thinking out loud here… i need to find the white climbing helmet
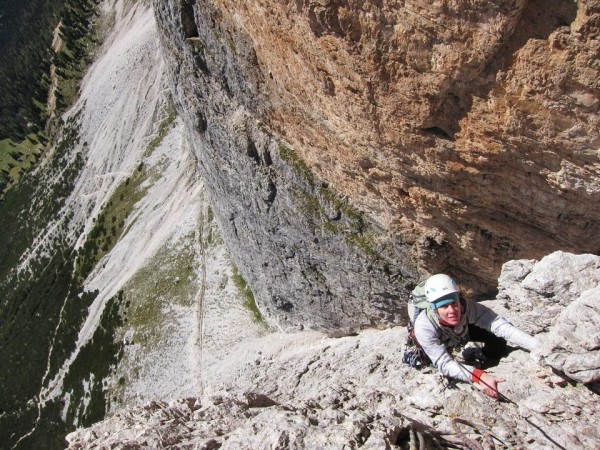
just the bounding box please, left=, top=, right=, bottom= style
left=424, top=274, right=459, bottom=309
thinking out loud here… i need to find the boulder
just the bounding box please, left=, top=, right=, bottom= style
left=534, top=286, right=600, bottom=384
left=498, top=251, right=600, bottom=384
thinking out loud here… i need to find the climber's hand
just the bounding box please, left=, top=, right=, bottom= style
left=479, top=372, right=505, bottom=399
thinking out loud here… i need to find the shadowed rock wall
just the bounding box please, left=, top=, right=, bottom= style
left=153, top=0, right=599, bottom=330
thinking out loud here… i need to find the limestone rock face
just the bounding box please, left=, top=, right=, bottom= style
left=65, top=393, right=413, bottom=449
left=537, top=287, right=600, bottom=384
left=67, top=251, right=600, bottom=449
left=153, top=0, right=600, bottom=329
left=65, top=337, right=600, bottom=450
left=498, top=251, right=600, bottom=384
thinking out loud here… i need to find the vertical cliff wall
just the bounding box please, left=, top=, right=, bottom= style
left=154, top=0, right=599, bottom=330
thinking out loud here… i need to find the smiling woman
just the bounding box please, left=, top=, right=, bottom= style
left=413, top=274, right=539, bottom=399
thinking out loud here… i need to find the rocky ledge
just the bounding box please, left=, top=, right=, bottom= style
left=66, top=252, right=600, bottom=449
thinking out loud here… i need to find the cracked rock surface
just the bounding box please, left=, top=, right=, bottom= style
left=67, top=252, right=599, bottom=449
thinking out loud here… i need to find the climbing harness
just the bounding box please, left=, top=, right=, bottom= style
left=402, top=326, right=431, bottom=369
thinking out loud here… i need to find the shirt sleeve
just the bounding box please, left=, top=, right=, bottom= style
left=465, top=299, right=539, bottom=351
left=414, top=313, right=476, bottom=383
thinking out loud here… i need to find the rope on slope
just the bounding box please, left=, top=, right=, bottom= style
left=437, top=417, right=515, bottom=450
left=404, top=418, right=515, bottom=449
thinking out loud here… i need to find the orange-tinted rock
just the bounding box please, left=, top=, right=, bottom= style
left=155, top=0, right=599, bottom=328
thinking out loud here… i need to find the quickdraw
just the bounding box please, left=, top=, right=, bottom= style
left=402, top=326, right=432, bottom=369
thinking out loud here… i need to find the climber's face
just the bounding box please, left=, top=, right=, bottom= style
left=437, top=300, right=461, bottom=326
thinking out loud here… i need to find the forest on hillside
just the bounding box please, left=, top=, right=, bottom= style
left=0, top=0, right=63, bottom=140
left=0, top=0, right=100, bottom=193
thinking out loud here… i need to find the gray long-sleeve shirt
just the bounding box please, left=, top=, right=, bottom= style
left=413, top=298, right=538, bottom=382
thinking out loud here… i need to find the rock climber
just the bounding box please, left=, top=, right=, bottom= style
left=413, top=274, right=538, bottom=399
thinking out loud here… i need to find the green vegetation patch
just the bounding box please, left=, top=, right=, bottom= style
left=47, top=0, right=102, bottom=124
left=346, top=232, right=382, bottom=260
left=0, top=135, right=45, bottom=191
left=61, top=290, right=126, bottom=429
left=278, top=143, right=316, bottom=189
left=147, top=105, right=178, bottom=156
left=104, top=230, right=199, bottom=406
left=232, top=266, right=264, bottom=324
left=74, top=163, right=148, bottom=282
left=0, top=0, right=63, bottom=140
left=64, top=96, right=182, bottom=424
left=116, top=230, right=198, bottom=342
left=0, top=113, right=104, bottom=449
left=0, top=116, right=84, bottom=284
